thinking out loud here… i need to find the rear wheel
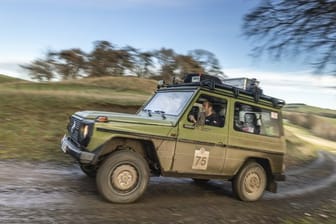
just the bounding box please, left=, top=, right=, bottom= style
left=232, top=161, right=266, bottom=202
left=96, top=150, right=149, bottom=204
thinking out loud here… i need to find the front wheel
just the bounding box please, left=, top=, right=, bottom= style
left=232, top=161, right=266, bottom=202
left=96, top=150, right=149, bottom=204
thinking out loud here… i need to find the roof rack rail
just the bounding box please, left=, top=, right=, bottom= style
left=158, top=73, right=285, bottom=108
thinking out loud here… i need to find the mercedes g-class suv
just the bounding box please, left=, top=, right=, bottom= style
left=61, top=74, right=286, bottom=203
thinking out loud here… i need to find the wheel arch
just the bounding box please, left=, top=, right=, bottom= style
left=97, top=137, right=161, bottom=174
left=236, top=157, right=275, bottom=192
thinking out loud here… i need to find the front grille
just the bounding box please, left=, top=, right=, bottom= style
left=67, top=115, right=94, bottom=147
left=68, top=116, right=82, bottom=144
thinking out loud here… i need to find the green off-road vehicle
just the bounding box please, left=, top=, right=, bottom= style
left=61, top=74, right=286, bottom=203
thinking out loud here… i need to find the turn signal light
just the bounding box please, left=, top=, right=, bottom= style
left=95, top=116, right=109, bottom=122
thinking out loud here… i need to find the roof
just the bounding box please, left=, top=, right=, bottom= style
left=158, top=76, right=285, bottom=109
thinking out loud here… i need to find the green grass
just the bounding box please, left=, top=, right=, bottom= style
left=0, top=74, right=25, bottom=83
left=0, top=75, right=156, bottom=161
left=283, top=110, right=336, bottom=142
left=319, top=115, right=336, bottom=125
left=284, top=124, right=318, bottom=166
left=1, top=76, right=157, bottom=96
left=284, top=103, right=336, bottom=118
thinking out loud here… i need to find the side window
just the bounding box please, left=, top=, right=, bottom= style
left=234, top=102, right=281, bottom=137
left=188, top=94, right=227, bottom=128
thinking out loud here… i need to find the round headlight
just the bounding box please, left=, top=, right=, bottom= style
left=82, top=125, right=89, bottom=139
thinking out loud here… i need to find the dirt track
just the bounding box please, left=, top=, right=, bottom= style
left=0, top=151, right=335, bottom=224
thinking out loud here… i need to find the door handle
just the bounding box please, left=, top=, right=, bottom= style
left=217, top=142, right=226, bottom=146
left=183, top=124, right=195, bottom=129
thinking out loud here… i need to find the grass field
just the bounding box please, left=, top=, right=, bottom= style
left=0, top=74, right=23, bottom=83
left=0, top=75, right=156, bottom=161
left=283, top=125, right=316, bottom=166
left=284, top=103, right=336, bottom=118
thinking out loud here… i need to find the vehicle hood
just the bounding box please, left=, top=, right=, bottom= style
left=74, top=111, right=175, bottom=126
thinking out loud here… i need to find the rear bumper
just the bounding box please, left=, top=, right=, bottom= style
left=61, top=135, right=95, bottom=164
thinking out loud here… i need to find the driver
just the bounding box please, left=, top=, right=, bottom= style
left=189, top=100, right=221, bottom=127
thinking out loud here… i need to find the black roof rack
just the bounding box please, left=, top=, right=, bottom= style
left=183, top=73, right=222, bottom=84
left=162, top=74, right=285, bottom=109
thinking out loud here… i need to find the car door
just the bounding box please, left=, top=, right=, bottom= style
left=172, top=92, right=229, bottom=175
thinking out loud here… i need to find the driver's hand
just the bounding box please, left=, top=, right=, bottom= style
left=188, top=115, right=196, bottom=123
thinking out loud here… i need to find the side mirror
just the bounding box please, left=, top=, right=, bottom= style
left=157, top=80, right=165, bottom=89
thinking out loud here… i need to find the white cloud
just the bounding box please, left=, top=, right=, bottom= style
left=224, top=68, right=336, bottom=109
left=225, top=68, right=336, bottom=89
left=0, top=62, right=31, bottom=80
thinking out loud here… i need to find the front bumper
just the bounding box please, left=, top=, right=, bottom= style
left=61, top=135, right=95, bottom=164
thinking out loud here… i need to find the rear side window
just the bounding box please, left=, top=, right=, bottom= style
left=234, top=102, right=281, bottom=137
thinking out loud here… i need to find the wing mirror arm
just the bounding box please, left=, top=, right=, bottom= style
left=184, top=112, right=205, bottom=129
left=196, top=112, right=206, bottom=127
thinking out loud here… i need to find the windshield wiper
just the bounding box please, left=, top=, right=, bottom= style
left=154, top=110, right=166, bottom=119
left=143, top=109, right=152, bottom=117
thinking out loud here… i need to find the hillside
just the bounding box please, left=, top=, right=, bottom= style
left=0, top=76, right=157, bottom=161
left=0, top=74, right=26, bottom=83
left=284, top=103, right=336, bottom=118
left=283, top=103, right=336, bottom=142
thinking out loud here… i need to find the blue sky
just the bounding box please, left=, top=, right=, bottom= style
left=0, top=0, right=335, bottom=109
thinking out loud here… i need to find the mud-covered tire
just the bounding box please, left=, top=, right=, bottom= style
left=96, top=150, right=149, bottom=204
left=232, top=161, right=266, bottom=202
left=80, top=164, right=97, bottom=178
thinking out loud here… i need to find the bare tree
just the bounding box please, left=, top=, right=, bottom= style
left=175, top=55, right=204, bottom=78
left=132, top=51, right=154, bottom=78
left=51, top=49, right=87, bottom=80
left=88, top=41, right=135, bottom=77
left=21, top=40, right=226, bottom=81
left=243, top=0, right=336, bottom=74
left=87, top=41, right=114, bottom=77
left=189, top=49, right=224, bottom=77
left=20, top=52, right=56, bottom=81
left=122, top=45, right=138, bottom=76
left=117, top=46, right=136, bottom=76
left=154, top=48, right=177, bottom=81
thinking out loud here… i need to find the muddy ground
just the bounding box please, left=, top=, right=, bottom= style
left=0, top=151, right=335, bottom=224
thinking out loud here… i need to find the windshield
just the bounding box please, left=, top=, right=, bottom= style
left=143, top=91, right=194, bottom=116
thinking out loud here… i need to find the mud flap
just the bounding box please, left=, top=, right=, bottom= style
left=266, top=180, right=277, bottom=193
